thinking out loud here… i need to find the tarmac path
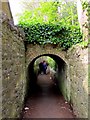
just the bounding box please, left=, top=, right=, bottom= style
left=21, top=74, right=76, bottom=118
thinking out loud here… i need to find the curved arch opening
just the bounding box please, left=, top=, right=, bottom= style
left=25, top=54, right=70, bottom=102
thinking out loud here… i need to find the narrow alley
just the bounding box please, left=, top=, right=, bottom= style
left=21, top=74, right=75, bottom=118
left=2, top=0, right=89, bottom=118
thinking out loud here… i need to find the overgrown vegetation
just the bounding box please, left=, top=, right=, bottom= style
left=18, top=0, right=82, bottom=50
left=82, top=1, right=89, bottom=10
left=34, top=56, right=56, bottom=74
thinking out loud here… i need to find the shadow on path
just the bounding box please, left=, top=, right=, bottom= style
left=21, top=74, right=76, bottom=118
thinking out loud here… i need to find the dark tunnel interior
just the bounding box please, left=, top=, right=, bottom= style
left=25, top=54, right=66, bottom=101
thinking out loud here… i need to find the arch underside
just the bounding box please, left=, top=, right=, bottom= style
left=26, top=44, right=67, bottom=67
left=26, top=51, right=70, bottom=102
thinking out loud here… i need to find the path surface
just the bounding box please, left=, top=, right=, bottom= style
left=21, top=74, right=75, bottom=118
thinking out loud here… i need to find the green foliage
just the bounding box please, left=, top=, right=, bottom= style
left=46, top=57, right=56, bottom=70
left=87, top=2, right=90, bottom=28
left=19, top=1, right=59, bottom=25
left=34, top=56, right=56, bottom=72
left=82, top=1, right=88, bottom=10
left=18, top=1, right=82, bottom=50
left=78, top=41, right=88, bottom=48
left=19, top=23, right=82, bottom=50
left=19, top=1, right=78, bottom=25
left=58, top=1, right=78, bottom=25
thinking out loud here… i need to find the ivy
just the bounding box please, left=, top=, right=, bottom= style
left=19, top=23, right=82, bottom=50
left=82, top=1, right=88, bottom=10
left=78, top=41, right=88, bottom=48
left=18, top=1, right=82, bottom=50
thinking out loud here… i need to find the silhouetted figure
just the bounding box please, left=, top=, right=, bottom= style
left=39, top=60, right=48, bottom=74
left=42, top=60, right=48, bottom=74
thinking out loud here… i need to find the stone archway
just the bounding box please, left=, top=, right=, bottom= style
left=26, top=44, right=68, bottom=67
left=25, top=44, right=70, bottom=102
left=25, top=44, right=88, bottom=118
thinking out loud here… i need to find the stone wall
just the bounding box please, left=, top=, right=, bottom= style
left=26, top=43, right=88, bottom=118
left=2, top=14, right=26, bottom=118
left=26, top=44, right=71, bottom=103
left=1, top=21, right=88, bottom=118
left=2, top=1, right=13, bottom=20
left=1, top=7, right=88, bottom=118
left=26, top=44, right=67, bottom=67
left=57, top=63, right=71, bottom=102
left=67, top=45, right=88, bottom=118
left=0, top=1, right=2, bottom=118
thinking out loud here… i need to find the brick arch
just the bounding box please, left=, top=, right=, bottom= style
left=26, top=44, right=68, bottom=67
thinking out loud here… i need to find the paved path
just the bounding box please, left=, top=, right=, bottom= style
left=21, top=74, right=76, bottom=118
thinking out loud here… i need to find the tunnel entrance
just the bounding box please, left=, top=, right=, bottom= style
left=20, top=54, right=75, bottom=118
left=26, top=54, right=67, bottom=98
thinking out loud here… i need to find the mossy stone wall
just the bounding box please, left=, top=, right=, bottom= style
left=2, top=14, right=26, bottom=118
left=67, top=45, right=88, bottom=118
left=26, top=44, right=88, bottom=118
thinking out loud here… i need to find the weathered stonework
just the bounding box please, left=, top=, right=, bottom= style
left=26, top=44, right=67, bottom=67
left=25, top=44, right=71, bottom=102
left=1, top=3, right=88, bottom=118
left=67, top=45, right=88, bottom=118
left=1, top=1, right=13, bottom=20
left=0, top=2, right=2, bottom=118
left=26, top=43, right=88, bottom=118
left=57, top=63, right=71, bottom=102
left=2, top=14, right=26, bottom=118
